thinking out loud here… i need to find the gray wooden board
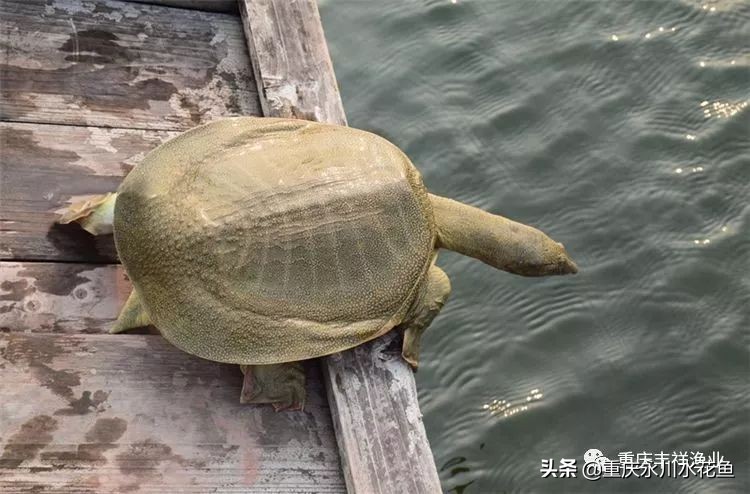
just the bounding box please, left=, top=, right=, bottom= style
left=239, top=0, right=347, bottom=125
left=0, top=0, right=260, bottom=131
left=0, top=332, right=346, bottom=493
left=0, top=261, right=130, bottom=334
left=0, top=122, right=179, bottom=263
left=239, top=1, right=443, bottom=492
left=0, top=1, right=347, bottom=493
left=325, top=333, right=444, bottom=493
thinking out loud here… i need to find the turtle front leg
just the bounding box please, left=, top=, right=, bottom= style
left=402, top=264, right=451, bottom=370
left=240, top=362, right=306, bottom=412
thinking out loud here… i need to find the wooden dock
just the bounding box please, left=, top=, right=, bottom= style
left=0, top=1, right=441, bottom=492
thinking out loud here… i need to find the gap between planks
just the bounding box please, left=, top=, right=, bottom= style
left=123, top=0, right=239, bottom=14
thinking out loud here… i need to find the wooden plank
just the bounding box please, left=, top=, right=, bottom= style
left=0, top=122, right=176, bottom=262
left=0, top=0, right=260, bottom=130
left=124, top=0, right=238, bottom=14
left=324, top=333, right=444, bottom=493
left=0, top=262, right=130, bottom=334
left=0, top=2, right=346, bottom=493
left=0, top=332, right=346, bottom=493
left=239, top=2, right=442, bottom=492
left=238, top=0, right=347, bottom=125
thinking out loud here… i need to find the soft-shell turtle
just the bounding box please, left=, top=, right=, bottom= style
left=59, top=117, right=577, bottom=410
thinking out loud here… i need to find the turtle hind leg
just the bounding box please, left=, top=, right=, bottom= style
left=111, top=289, right=151, bottom=334
left=240, top=362, right=306, bottom=412
left=402, top=264, right=451, bottom=370
left=57, top=192, right=117, bottom=235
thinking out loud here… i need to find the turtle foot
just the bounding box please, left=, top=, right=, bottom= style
left=401, top=352, right=420, bottom=371
left=400, top=265, right=451, bottom=373
left=57, top=192, right=117, bottom=235
left=240, top=363, right=306, bottom=412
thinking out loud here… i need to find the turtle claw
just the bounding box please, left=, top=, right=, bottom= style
left=272, top=395, right=305, bottom=413
left=402, top=353, right=419, bottom=371
left=400, top=339, right=420, bottom=370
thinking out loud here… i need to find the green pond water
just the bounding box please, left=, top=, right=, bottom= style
left=320, top=1, right=749, bottom=492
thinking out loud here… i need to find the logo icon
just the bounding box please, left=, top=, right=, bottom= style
left=582, top=448, right=611, bottom=480
left=584, top=448, right=610, bottom=467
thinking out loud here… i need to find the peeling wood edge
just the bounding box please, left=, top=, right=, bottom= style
left=237, top=2, right=271, bottom=117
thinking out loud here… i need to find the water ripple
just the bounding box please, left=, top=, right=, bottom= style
left=321, top=0, right=749, bottom=491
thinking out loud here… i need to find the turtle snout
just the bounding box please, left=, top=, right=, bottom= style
left=561, top=257, right=579, bottom=275
left=556, top=243, right=578, bottom=275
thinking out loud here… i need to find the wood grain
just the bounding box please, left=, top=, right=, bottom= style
left=240, top=1, right=442, bottom=492
left=0, top=261, right=130, bottom=334
left=0, top=0, right=260, bottom=130
left=239, top=0, right=347, bottom=125
left=324, top=332, right=443, bottom=493
left=0, top=332, right=345, bottom=493
left=0, top=122, right=177, bottom=262
left=0, top=2, right=349, bottom=493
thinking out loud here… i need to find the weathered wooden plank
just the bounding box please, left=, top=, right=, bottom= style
left=0, top=0, right=260, bottom=130
left=239, top=2, right=442, bottom=492
left=0, top=262, right=130, bottom=334
left=125, top=0, right=238, bottom=14
left=0, top=332, right=346, bottom=493
left=238, top=0, right=347, bottom=125
left=325, top=332, right=443, bottom=493
left=0, top=122, right=176, bottom=262
left=1, top=2, right=347, bottom=493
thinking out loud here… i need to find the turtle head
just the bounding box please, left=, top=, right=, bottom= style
left=430, top=194, right=578, bottom=277
left=505, top=235, right=578, bottom=277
